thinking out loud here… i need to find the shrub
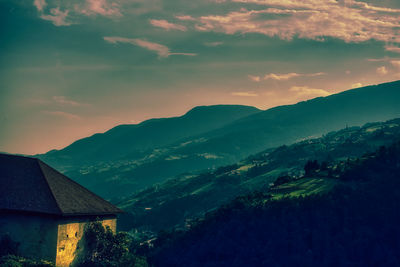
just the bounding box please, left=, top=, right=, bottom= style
left=0, top=255, right=54, bottom=267
left=74, top=221, right=148, bottom=267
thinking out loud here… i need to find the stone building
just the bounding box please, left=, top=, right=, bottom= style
left=0, top=153, right=123, bottom=266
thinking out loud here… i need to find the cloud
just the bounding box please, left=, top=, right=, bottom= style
left=248, top=75, right=261, bottom=82
left=35, top=0, right=122, bottom=26
left=40, top=7, right=71, bottom=26
left=263, top=72, right=324, bottom=81
left=104, top=36, right=197, bottom=58
left=367, top=57, right=389, bottom=62
left=104, top=37, right=169, bottom=57
left=149, top=19, right=187, bottom=31
left=390, top=60, right=400, bottom=68
left=367, top=57, right=400, bottom=64
left=204, top=41, right=224, bottom=47
left=76, top=0, right=122, bottom=17
left=187, top=0, right=400, bottom=44
left=34, top=0, right=47, bottom=12
left=264, top=72, right=300, bottom=80
left=376, top=66, right=388, bottom=75
left=231, top=91, right=258, bottom=97
left=53, top=96, right=89, bottom=107
left=43, top=111, right=81, bottom=120
left=28, top=96, right=90, bottom=108
left=168, top=52, right=197, bottom=56
left=351, top=82, right=363, bottom=89
left=175, top=15, right=196, bottom=21
left=289, top=86, right=330, bottom=97
left=385, top=45, right=400, bottom=53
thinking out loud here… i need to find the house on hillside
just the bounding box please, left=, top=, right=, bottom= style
left=0, top=153, right=123, bottom=266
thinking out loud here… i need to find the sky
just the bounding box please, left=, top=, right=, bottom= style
left=1, top=0, right=400, bottom=155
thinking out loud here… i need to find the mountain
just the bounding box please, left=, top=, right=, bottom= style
left=177, top=80, right=400, bottom=159
left=38, top=81, right=400, bottom=200
left=39, top=105, right=261, bottom=167
left=37, top=105, right=260, bottom=198
left=117, top=118, right=400, bottom=232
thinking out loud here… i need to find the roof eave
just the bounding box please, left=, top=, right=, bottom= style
left=60, top=211, right=124, bottom=217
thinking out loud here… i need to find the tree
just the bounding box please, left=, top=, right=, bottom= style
left=74, top=221, right=148, bottom=267
left=304, top=160, right=320, bottom=176
left=274, top=175, right=292, bottom=186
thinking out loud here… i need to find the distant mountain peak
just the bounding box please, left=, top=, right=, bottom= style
left=184, top=104, right=260, bottom=116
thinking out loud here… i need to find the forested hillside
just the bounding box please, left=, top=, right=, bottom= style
left=149, top=140, right=400, bottom=266
left=118, top=118, right=400, bottom=232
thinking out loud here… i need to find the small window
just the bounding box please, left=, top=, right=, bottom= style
left=75, top=232, right=78, bottom=237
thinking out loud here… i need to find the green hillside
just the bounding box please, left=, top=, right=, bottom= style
left=117, top=118, right=400, bottom=232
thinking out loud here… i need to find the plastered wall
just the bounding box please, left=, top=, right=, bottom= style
left=0, top=213, right=58, bottom=262
left=55, top=217, right=117, bottom=267
left=0, top=213, right=117, bottom=267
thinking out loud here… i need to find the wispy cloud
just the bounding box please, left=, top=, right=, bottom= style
left=28, top=96, right=90, bottom=109
left=263, top=72, right=325, bottom=81
left=376, top=66, right=388, bottom=75
left=204, top=41, right=224, bottom=47
left=40, top=7, right=71, bottom=26
left=43, top=111, right=81, bottom=120
left=104, top=36, right=197, bottom=58
left=367, top=57, right=390, bottom=62
left=385, top=45, right=400, bottom=53
left=33, top=0, right=71, bottom=26
left=53, top=96, right=89, bottom=107
left=231, top=91, right=258, bottom=97
left=77, top=0, right=122, bottom=17
left=248, top=75, right=261, bottom=82
left=34, top=0, right=46, bottom=12
left=390, top=60, right=400, bottom=68
left=186, top=0, right=400, bottom=44
left=150, top=19, right=186, bottom=31
left=34, top=0, right=121, bottom=26
left=264, top=73, right=300, bottom=80
left=175, top=15, right=196, bottom=21
left=367, top=57, right=400, bottom=64
left=289, top=86, right=330, bottom=97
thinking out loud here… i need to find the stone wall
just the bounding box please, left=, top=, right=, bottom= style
left=55, top=216, right=117, bottom=267
left=0, top=213, right=117, bottom=266
left=0, top=213, right=58, bottom=262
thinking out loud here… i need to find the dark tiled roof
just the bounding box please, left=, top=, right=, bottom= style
left=0, top=153, right=123, bottom=216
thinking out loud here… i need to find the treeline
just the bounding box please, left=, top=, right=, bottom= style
left=148, top=141, right=400, bottom=266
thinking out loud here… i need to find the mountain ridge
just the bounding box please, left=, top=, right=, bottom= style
left=37, top=80, right=400, bottom=200
left=38, top=104, right=261, bottom=165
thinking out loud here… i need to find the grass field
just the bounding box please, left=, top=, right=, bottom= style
left=270, top=177, right=338, bottom=200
